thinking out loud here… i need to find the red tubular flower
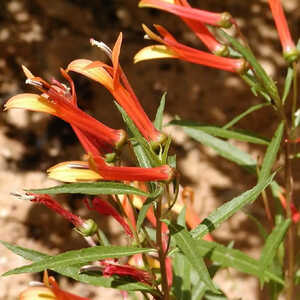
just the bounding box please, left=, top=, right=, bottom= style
left=67, top=33, right=166, bottom=148
left=139, top=0, right=232, bottom=28
left=141, top=0, right=228, bottom=55
left=4, top=67, right=126, bottom=153
left=101, top=261, right=152, bottom=285
left=135, top=25, right=248, bottom=74
left=27, top=193, right=84, bottom=227
left=278, top=192, right=300, bottom=224
left=86, top=197, right=133, bottom=237
left=268, top=0, right=299, bottom=62
left=47, top=153, right=174, bottom=183
left=20, top=271, right=91, bottom=300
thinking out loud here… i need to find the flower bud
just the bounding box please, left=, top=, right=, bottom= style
left=76, top=218, right=98, bottom=236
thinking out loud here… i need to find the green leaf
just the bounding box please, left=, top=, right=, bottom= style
left=115, top=102, right=160, bottom=167
left=259, top=122, right=284, bottom=182
left=294, top=109, right=300, bottom=128
left=28, top=182, right=150, bottom=197
left=0, top=241, right=155, bottom=293
left=246, top=213, right=268, bottom=239
left=282, top=67, right=294, bottom=104
left=173, top=252, right=192, bottom=300
left=258, top=219, right=291, bottom=284
left=219, top=30, right=279, bottom=102
left=191, top=173, right=275, bottom=239
left=223, top=103, right=270, bottom=130
left=189, top=239, right=283, bottom=284
left=154, top=92, right=166, bottom=130
left=171, top=120, right=269, bottom=145
left=2, top=245, right=153, bottom=276
left=241, top=73, right=272, bottom=102
left=171, top=121, right=256, bottom=172
left=168, top=223, right=218, bottom=293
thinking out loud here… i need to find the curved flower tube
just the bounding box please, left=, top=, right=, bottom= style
left=135, top=25, right=248, bottom=74
left=268, top=0, right=299, bottom=62
left=4, top=67, right=126, bottom=154
left=139, top=0, right=233, bottom=28
left=140, top=0, right=228, bottom=55
left=68, top=33, right=166, bottom=147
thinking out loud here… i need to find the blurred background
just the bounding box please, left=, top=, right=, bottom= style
left=0, top=0, right=299, bottom=299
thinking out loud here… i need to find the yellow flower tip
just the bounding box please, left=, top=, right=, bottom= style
left=67, top=59, right=113, bottom=91
left=141, top=24, right=163, bottom=43
left=4, top=93, right=57, bottom=115
left=21, top=65, right=35, bottom=79
left=19, top=286, right=56, bottom=300
left=47, top=161, right=102, bottom=182
left=134, top=45, right=177, bottom=63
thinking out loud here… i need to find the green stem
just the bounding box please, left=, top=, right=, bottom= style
left=155, top=197, right=169, bottom=299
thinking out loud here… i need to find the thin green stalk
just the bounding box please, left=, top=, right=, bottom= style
left=155, top=196, right=170, bottom=299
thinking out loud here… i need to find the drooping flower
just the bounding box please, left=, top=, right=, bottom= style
left=20, top=271, right=90, bottom=300
left=13, top=192, right=98, bottom=236
left=267, top=0, right=299, bottom=63
left=85, top=197, right=133, bottom=237
left=139, top=0, right=233, bottom=28
left=135, top=25, right=248, bottom=74
left=67, top=33, right=166, bottom=148
left=139, top=0, right=228, bottom=55
left=101, top=261, right=153, bottom=285
left=47, top=155, right=174, bottom=183
left=4, top=67, right=126, bottom=153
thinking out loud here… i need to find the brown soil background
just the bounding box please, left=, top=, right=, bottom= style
left=0, top=0, right=299, bottom=299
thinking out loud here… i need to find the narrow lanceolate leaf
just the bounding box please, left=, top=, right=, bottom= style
left=223, top=103, right=270, bottom=130
left=259, top=122, right=284, bottom=182
left=219, top=29, right=280, bottom=103
left=189, top=239, right=283, bottom=284
left=168, top=223, right=218, bottom=293
left=0, top=241, right=155, bottom=293
left=28, top=182, right=150, bottom=197
left=2, top=245, right=153, bottom=275
left=282, top=67, right=293, bottom=104
left=258, top=219, right=291, bottom=283
left=191, top=173, right=275, bottom=239
left=171, top=121, right=256, bottom=172
left=173, top=253, right=191, bottom=300
left=116, top=102, right=160, bottom=167
left=172, top=121, right=257, bottom=170
left=171, top=120, right=269, bottom=145
left=154, top=92, right=166, bottom=131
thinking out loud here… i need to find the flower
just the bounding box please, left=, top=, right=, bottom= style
left=47, top=156, right=174, bottom=183
left=267, top=0, right=299, bottom=63
left=13, top=192, right=98, bottom=236
left=139, top=0, right=228, bottom=55
left=135, top=24, right=248, bottom=74
left=20, top=271, right=90, bottom=300
left=4, top=67, right=126, bottom=153
left=139, top=0, right=233, bottom=28
left=85, top=197, right=133, bottom=237
left=101, top=261, right=153, bottom=285
left=67, top=33, right=166, bottom=148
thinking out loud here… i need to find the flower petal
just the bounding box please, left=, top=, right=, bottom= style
left=4, top=93, right=57, bottom=115
left=67, top=59, right=113, bottom=90
left=47, top=161, right=102, bottom=182
left=134, top=45, right=178, bottom=63
left=19, top=286, right=56, bottom=300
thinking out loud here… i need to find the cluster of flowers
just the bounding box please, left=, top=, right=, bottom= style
left=7, top=0, right=300, bottom=299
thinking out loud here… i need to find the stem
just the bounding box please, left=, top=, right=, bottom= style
left=285, top=61, right=298, bottom=300
left=155, top=197, right=169, bottom=299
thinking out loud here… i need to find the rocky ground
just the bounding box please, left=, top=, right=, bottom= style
left=0, top=0, right=299, bottom=299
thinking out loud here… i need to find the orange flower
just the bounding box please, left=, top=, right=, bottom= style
left=4, top=67, right=126, bottom=154
left=20, top=271, right=90, bottom=300
left=67, top=33, right=166, bottom=148
left=268, top=0, right=299, bottom=62
left=139, top=0, right=228, bottom=55
left=139, top=0, right=232, bottom=28
left=135, top=25, right=248, bottom=74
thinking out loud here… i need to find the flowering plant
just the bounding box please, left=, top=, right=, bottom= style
left=1, top=0, right=300, bottom=299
